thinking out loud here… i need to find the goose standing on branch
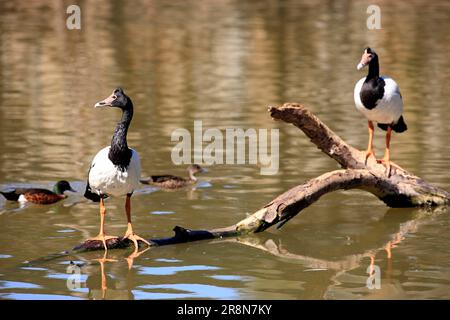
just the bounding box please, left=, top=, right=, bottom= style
left=84, top=88, right=150, bottom=251
left=354, top=47, right=407, bottom=175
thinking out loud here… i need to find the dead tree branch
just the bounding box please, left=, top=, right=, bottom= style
left=74, top=103, right=449, bottom=251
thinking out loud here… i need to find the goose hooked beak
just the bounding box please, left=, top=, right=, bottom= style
left=94, top=92, right=117, bottom=108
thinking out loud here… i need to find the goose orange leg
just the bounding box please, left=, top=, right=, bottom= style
left=88, top=198, right=118, bottom=251
left=385, top=233, right=403, bottom=259
left=377, top=126, right=392, bottom=176
left=123, top=194, right=151, bottom=252
left=365, top=121, right=376, bottom=164
left=368, top=255, right=375, bottom=275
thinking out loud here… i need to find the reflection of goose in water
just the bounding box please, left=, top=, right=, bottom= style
left=87, top=252, right=118, bottom=300
left=86, top=249, right=149, bottom=300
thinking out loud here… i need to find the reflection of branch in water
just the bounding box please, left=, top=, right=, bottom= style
left=221, top=207, right=444, bottom=298
left=23, top=207, right=444, bottom=300
left=227, top=209, right=439, bottom=270
left=21, top=246, right=150, bottom=300
left=223, top=237, right=367, bottom=271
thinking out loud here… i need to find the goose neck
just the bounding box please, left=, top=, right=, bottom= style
left=108, top=104, right=133, bottom=167
left=367, top=56, right=380, bottom=80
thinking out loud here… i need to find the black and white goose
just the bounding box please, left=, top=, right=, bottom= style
left=84, top=88, right=150, bottom=251
left=354, top=47, right=407, bottom=173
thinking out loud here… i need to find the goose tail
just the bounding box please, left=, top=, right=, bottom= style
left=83, top=181, right=102, bottom=202
left=377, top=116, right=408, bottom=133
left=391, top=116, right=408, bottom=133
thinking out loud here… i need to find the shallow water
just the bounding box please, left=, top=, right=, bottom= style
left=0, top=0, right=449, bottom=300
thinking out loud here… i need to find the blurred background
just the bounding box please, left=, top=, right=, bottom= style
left=0, top=0, right=449, bottom=299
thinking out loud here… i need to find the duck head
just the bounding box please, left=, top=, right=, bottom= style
left=187, top=164, right=206, bottom=181
left=94, top=88, right=132, bottom=110
left=357, top=47, right=378, bottom=70
left=188, top=164, right=205, bottom=174
left=53, top=180, right=76, bottom=195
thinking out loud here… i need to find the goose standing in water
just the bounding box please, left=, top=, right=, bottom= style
left=84, top=88, right=150, bottom=251
left=354, top=47, right=407, bottom=174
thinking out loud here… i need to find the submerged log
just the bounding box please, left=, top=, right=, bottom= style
left=74, top=103, right=449, bottom=252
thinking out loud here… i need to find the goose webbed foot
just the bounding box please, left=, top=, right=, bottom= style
left=123, top=225, right=151, bottom=251
left=364, top=148, right=376, bottom=165
left=377, top=158, right=391, bottom=177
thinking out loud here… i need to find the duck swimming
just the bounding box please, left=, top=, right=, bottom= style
left=140, top=164, right=205, bottom=189
left=84, top=88, right=150, bottom=251
left=0, top=180, right=75, bottom=204
left=354, top=47, right=407, bottom=174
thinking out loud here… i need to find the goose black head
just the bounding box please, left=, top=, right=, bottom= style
left=357, top=47, right=378, bottom=70
left=53, top=180, right=76, bottom=194
left=94, top=88, right=132, bottom=110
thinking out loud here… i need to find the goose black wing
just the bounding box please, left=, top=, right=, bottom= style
left=83, top=164, right=105, bottom=202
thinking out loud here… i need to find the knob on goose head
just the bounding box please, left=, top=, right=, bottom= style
left=357, top=47, right=378, bottom=70
left=94, top=88, right=132, bottom=110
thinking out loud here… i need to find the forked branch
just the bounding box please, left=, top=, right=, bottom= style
left=74, top=103, right=449, bottom=251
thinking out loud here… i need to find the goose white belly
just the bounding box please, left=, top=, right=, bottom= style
left=354, top=76, right=403, bottom=124
left=88, top=146, right=141, bottom=197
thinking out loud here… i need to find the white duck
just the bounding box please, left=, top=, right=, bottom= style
left=354, top=47, right=407, bottom=173
left=84, top=88, right=150, bottom=251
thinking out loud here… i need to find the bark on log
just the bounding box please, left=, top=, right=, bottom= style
left=74, top=103, right=449, bottom=252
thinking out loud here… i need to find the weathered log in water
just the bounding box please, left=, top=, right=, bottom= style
left=268, top=103, right=449, bottom=207
left=74, top=103, right=449, bottom=252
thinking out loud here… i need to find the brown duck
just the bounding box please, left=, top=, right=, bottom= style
left=0, top=180, right=75, bottom=204
left=140, top=164, right=205, bottom=189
